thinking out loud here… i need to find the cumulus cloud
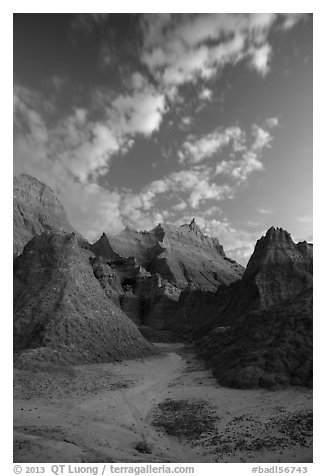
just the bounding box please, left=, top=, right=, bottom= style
left=178, top=121, right=274, bottom=183
left=139, top=168, right=234, bottom=209
left=13, top=81, right=169, bottom=239
left=199, top=88, right=213, bottom=102
left=251, top=124, right=273, bottom=151
left=140, top=13, right=304, bottom=88
left=264, top=116, right=279, bottom=128
left=110, top=89, right=166, bottom=137
left=179, top=126, right=244, bottom=164
left=249, top=43, right=272, bottom=76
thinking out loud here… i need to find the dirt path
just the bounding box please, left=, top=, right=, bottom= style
left=14, top=343, right=312, bottom=463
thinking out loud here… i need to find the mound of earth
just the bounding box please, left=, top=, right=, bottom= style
left=197, top=288, right=313, bottom=389
left=13, top=232, right=153, bottom=365
left=108, top=219, right=244, bottom=291
left=13, top=174, right=85, bottom=256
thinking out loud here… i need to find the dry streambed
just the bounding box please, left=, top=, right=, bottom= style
left=14, top=344, right=312, bottom=463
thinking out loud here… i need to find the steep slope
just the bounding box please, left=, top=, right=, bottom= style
left=197, top=288, right=313, bottom=389
left=243, top=226, right=313, bottom=307
left=90, top=233, right=121, bottom=261
left=109, top=219, right=244, bottom=291
left=169, top=227, right=313, bottom=337
left=13, top=174, right=83, bottom=256
left=192, top=227, right=313, bottom=389
left=13, top=232, right=153, bottom=365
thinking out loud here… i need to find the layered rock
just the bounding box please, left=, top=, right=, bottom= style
left=171, top=226, right=313, bottom=337
left=90, top=233, right=121, bottom=261
left=136, top=274, right=181, bottom=329
left=197, top=288, right=313, bottom=389
left=243, top=226, right=313, bottom=307
left=90, top=219, right=244, bottom=331
left=13, top=174, right=82, bottom=256
left=191, top=227, right=313, bottom=389
left=109, top=219, right=244, bottom=291
left=90, top=256, right=124, bottom=307
left=14, top=232, right=153, bottom=365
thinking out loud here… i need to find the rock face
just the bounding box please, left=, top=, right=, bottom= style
left=14, top=174, right=78, bottom=256
left=243, top=226, right=313, bottom=307
left=193, top=227, right=313, bottom=389
left=90, top=233, right=121, bottom=261
left=197, top=288, right=313, bottom=389
left=171, top=227, right=313, bottom=337
left=14, top=232, right=153, bottom=365
left=109, top=219, right=244, bottom=291
left=90, top=219, right=244, bottom=330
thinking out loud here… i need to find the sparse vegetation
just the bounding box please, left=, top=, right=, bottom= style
left=152, top=399, right=218, bottom=441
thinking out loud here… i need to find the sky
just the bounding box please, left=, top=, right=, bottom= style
left=13, top=13, right=313, bottom=265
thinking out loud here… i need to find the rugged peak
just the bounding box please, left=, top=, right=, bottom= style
left=189, top=217, right=202, bottom=233
left=180, top=218, right=204, bottom=236
left=14, top=173, right=78, bottom=256
left=91, top=233, right=121, bottom=261
left=265, top=226, right=292, bottom=241
left=244, top=226, right=310, bottom=281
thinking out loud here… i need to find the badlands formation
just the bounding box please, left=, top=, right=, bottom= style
left=13, top=174, right=313, bottom=463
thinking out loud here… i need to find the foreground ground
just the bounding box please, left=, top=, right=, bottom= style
left=14, top=343, right=312, bottom=463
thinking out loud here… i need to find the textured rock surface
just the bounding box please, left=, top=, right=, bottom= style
left=13, top=232, right=153, bottom=365
left=90, top=233, right=121, bottom=261
left=243, top=227, right=313, bottom=308
left=136, top=274, right=181, bottom=329
left=170, top=227, right=314, bottom=337
left=90, top=256, right=124, bottom=307
left=197, top=288, right=313, bottom=389
left=13, top=174, right=79, bottom=256
left=109, top=219, right=244, bottom=291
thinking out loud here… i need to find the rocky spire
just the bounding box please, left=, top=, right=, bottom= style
left=91, top=232, right=121, bottom=261
left=188, top=218, right=204, bottom=235
left=244, top=226, right=309, bottom=280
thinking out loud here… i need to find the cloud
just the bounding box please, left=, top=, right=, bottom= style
left=216, top=151, right=264, bottom=181
left=178, top=121, right=274, bottom=184
left=13, top=84, right=269, bottom=265
left=296, top=215, right=313, bottom=223
left=70, top=13, right=110, bottom=35
left=173, top=200, right=188, bottom=212
left=179, top=126, right=244, bottom=164
left=199, top=88, right=213, bottom=102
left=264, top=116, right=279, bottom=128
left=257, top=207, right=273, bottom=215
left=213, top=123, right=274, bottom=182
left=110, top=89, right=166, bottom=137
left=139, top=168, right=234, bottom=209
left=140, top=14, right=303, bottom=89
left=280, top=14, right=308, bottom=31
left=251, top=124, right=273, bottom=151
left=13, top=82, right=169, bottom=239
left=249, top=43, right=272, bottom=76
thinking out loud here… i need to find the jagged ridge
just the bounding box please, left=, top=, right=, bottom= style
left=107, top=219, right=244, bottom=291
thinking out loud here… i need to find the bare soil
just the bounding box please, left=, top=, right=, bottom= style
left=13, top=343, right=312, bottom=463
